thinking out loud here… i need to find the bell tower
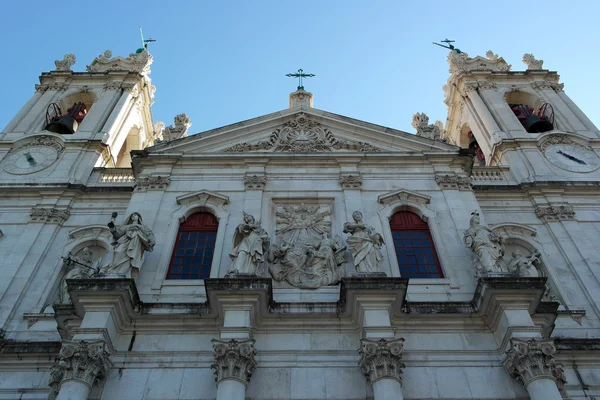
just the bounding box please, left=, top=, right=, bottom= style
left=0, top=48, right=158, bottom=181
left=442, top=50, right=600, bottom=179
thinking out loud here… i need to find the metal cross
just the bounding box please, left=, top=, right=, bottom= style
left=286, top=69, right=315, bottom=90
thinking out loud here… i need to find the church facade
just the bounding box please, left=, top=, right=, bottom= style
left=0, top=48, right=598, bottom=400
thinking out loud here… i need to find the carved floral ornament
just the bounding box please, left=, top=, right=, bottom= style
left=134, top=175, right=171, bottom=192
left=535, top=205, right=575, bottom=221
left=538, top=134, right=590, bottom=153
left=48, top=340, right=113, bottom=400
left=244, top=174, right=267, bottom=189
left=435, top=174, right=471, bottom=190
left=359, top=338, right=406, bottom=384
left=211, top=339, right=257, bottom=386
left=86, top=49, right=153, bottom=75
left=222, top=113, right=382, bottom=153
left=35, top=82, right=69, bottom=92
left=448, top=51, right=512, bottom=75
left=339, top=174, right=362, bottom=189
left=8, top=136, right=64, bottom=156
left=503, top=338, right=566, bottom=390
left=30, top=207, right=70, bottom=224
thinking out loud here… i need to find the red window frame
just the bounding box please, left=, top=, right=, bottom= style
left=390, top=211, right=444, bottom=279
left=167, top=212, right=218, bottom=280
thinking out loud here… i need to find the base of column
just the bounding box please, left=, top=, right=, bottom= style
left=216, top=379, right=246, bottom=400
left=525, top=377, right=563, bottom=400
left=56, top=379, right=91, bottom=400
left=373, top=378, right=404, bottom=400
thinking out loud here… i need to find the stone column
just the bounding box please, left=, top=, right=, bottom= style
left=503, top=338, right=566, bottom=400
left=211, top=339, right=257, bottom=400
left=359, top=338, right=406, bottom=400
left=49, top=340, right=113, bottom=400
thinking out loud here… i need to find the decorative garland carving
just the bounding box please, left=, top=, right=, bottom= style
left=538, top=134, right=589, bottom=153
left=134, top=176, right=171, bottom=192
left=535, top=205, right=575, bottom=221
left=48, top=340, right=112, bottom=400
left=222, top=113, right=382, bottom=153
left=435, top=174, right=471, bottom=190
left=503, top=338, right=566, bottom=392
left=340, top=174, right=362, bottom=189
left=244, top=174, right=267, bottom=189
left=211, top=339, right=257, bottom=387
left=8, top=136, right=64, bottom=156
left=30, top=207, right=70, bottom=224
left=359, top=338, right=406, bottom=384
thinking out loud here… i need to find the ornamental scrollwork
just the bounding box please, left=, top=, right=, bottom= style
left=54, top=54, right=76, bottom=71
left=503, top=338, right=566, bottom=393
left=134, top=176, right=171, bottom=192
left=244, top=174, right=267, bottom=189
left=535, top=205, right=575, bottom=221
left=30, top=207, right=70, bottom=224
left=48, top=340, right=113, bottom=400
left=538, top=134, right=587, bottom=153
left=211, top=339, right=257, bottom=387
left=358, top=338, right=406, bottom=384
left=435, top=174, right=471, bottom=190
left=339, top=174, right=362, bottom=189
left=8, top=136, right=64, bottom=156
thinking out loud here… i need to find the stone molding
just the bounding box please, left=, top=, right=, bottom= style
left=435, top=174, right=471, bottom=190
left=134, top=175, right=171, bottom=192
left=339, top=174, right=362, bottom=189
left=358, top=338, right=406, bottom=385
left=176, top=190, right=229, bottom=207
left=48, top=340, right=113, bottom=400
left=30, top=207, right=70, bottom=224
left=244, top=174, right=267, bottom=190
left=211, top=339, right=257, bottom=387
left=503, top=338, right=566, bottom=389
left=377, top=188, right=431, bottom=206
left=535, top=205, right=575, bottom=221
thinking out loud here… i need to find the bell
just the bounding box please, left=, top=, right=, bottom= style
left=45, top=116, right=79, bottom=134
left=523, top=115, right=553, bottom=133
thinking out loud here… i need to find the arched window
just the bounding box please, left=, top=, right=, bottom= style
left=167, top=212, right=218, bottom=280
left=390, top=211, right=443, bottom=279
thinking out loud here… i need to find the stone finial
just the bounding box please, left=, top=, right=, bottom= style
left=485, top=50, right=499, bottom=61
left=153, top=121, right=165, bottom=141
left=48, top=340, right=113, bottom=400
left=503, top=338, right=566, bottom=390
left=289, top=88, right=314, bottom=108
left=211, top=339, right=257, bottom=387
left=54, top=54, right=76, bottom=71
left=359, top=338, right=405, bottom=384
left=412, top=113, right=442, bottom=141
left=163, top=114, right=191, bottom=141
left=523, top=53, right=544, bottom=70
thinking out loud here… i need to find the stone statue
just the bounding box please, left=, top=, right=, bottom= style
left=101, top=212, right=155, bottom=278
left=228, top=213, right=270, bottom=275
left=463, top=212, right=505, bottom=275
left=508, top=249, right=541, bottom=276
left=57, top=247, right=101, bottom=304
left=344, top=211, right=385, bottom=274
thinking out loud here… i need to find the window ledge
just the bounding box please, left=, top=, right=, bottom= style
left=407, top=278, right=452, bottom=286
left=161, top=279, right=206, bottom=287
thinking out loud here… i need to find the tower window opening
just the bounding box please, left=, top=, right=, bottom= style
left=509, top=103, right=554, bottom=133
left=44, top=102, right=88, bottom=134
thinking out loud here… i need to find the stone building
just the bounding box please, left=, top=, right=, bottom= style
left=0, top=48, right=598, bottom=400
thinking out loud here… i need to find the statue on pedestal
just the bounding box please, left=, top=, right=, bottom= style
left=228, top=213, right=270, bottom=276
left=101, top=212, right=155, bottom=278
left=343, top=211, right=384, bottom=274
left=463, top=211, right=505, bottom=275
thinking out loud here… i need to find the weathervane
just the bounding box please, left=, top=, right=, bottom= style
left=286, top=69, right=315, bottom=90
left=432, top=39, right=462, bottom=54
left=136, top=27, right=156, bottom=53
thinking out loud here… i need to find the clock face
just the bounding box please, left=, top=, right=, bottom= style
left=544, top=145, right=600, bottom=173
left=2, top=146, right=59, bottom=175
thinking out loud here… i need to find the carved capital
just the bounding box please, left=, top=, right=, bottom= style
left=211, top=339, right=257, bottom=387
left=504, top=338, right=566, bottom=389
left=35, top=84, right=49, bottom=93
left=48, top=340, right=113, bottom=399
left=30, top=207, right=70, bottom=224
left=340, top=174, right=362, bottom=189
left=134, top=175, right=171, bottom=192
left=461, top=83, right=479, bottom=96
left=435, top=174, right=471, bottom=190
left=244, top=174, right=267, bottom=190
left=103, top=81, right=122, bottom=91
left=358, top=338, right=405, bottom=385
left=535, top=205, right=575, bottom=221
left=478, top=81, right=497, bottom=91
left=47, top=82, right=69, bottom=91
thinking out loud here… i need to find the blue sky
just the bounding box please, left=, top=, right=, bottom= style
left=1, top=0, right=599, bottom=134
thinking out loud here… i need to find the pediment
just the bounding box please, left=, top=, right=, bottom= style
left=378, top=189, right=431, bottom=206
left=147, top=108, right=459, bottom=156
left=176, top=190, right=229, bottom=207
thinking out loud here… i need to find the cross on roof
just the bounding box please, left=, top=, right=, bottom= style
left=286, top=69, right=315, bottom=90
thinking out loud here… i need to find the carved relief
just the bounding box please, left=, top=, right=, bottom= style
left=503, top=338, right=566, bottom=392
left=359, top=338, right=405, bottom=384
left=522, top=53, right=544, bottom=70
left=30, top=207, right=70, bottom=224
left=54, top=54, right=76, bottom=71
left=538, top=134, right=590, bottom=153
left=244, top=174, right=267, bottom=190
left=339, top=174, right=362, bottom=189
left=222, top=113, right=382, bottom=153
left=448, top=51, right=511, bottom=75
left=435, top=174, right=471, bottom=190
left=507, top=248, right=541, bottom=277
left=8, top=135, right=65, bottom=156
left=535, top=205, right=575, bottom=221
left=86, top=49, right=153, bottom=75
left=48, top=340, right=112, bottom=400
left=134, top=176, right=171, bottom=192
left=268, top=204, right=345, bottom=288
left=211, top=339, right=257, bottom=387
